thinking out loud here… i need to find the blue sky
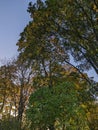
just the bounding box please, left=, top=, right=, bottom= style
left=0, top=0, right=36, bottom=59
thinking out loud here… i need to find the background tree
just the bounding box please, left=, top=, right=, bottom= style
left=0, top=58, right=34, bottom=129
left=14, top=59, right=34, bottom=124
left=0, top=60, right=18, bottom=119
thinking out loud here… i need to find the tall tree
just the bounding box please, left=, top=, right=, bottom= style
left=17, top=0, right=70, bottom=89
left=16, top=0, right=98, bottom=129
left=17, top=0, right=98, bottom=77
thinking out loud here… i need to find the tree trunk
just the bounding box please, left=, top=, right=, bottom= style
left=17, top=85, right=25, bottom=124
left=48, top=124, right=55, bottom=130
left=49, top=60, right=52, bottom=88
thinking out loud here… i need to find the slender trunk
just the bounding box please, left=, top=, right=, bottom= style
left=87, top=58, right=98, bottom=75
left=14, top=94, right=17, bottom=119
left=62, top=124, right=66, bottom=130
left=48, top=124, right=55, bottom=130
left=8, top=102, right=12, bottom=120
left=78, top=45, right=98, bottom=75
left=0, top=94, right=6, bottom=112
left=18, top=85, right=24, bottom=123
left=41, top=58, right=48, bottom=77
left=49, top=60, right=52, bottom=88
left=17, top=86, right=25, bottom=130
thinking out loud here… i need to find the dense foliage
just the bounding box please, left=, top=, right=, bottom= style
left=0, top=0, right=98, bottom=129
left=27, top=82, right=94, bottom=130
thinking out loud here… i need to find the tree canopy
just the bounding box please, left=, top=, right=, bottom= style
left=0, top=0, right=98, bottom=129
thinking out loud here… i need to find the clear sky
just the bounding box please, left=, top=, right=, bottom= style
left=0, top=0, right=36, bottom=59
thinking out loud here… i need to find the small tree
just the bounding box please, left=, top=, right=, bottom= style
left=27, top=82, right=94, bottom=130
